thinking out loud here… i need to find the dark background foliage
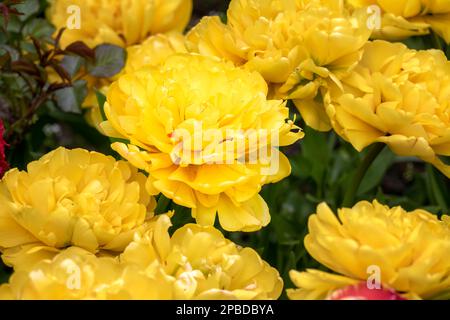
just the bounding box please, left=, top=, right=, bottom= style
left=0, top=0, right=449, bottom=298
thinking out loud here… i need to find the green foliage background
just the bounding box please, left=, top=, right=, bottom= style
left=1, top=0, right=449, bottom=299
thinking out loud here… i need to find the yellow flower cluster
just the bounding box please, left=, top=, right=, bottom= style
left=0, top=247, right=122, bottom=299
left=47, top=0, right=192, bottom=128
left=347, top=0, right=450, bottom=43
left=89, top=32, right=189, bottom=128
left=2, top=0, right=449, bottom=302
left=0, top=147, right=155, bottom=268
left=324, top=40, right=450, bottom=177
left=0, top=215, right=282, bottom=300
left=101, top=53, right=303, bottom=232
left=288, top=200, right=450, bottom=300
left=120, top=214, right=283, bottom=299
left=187, top=0, right=371, bottom=130
left=47, top=0, right=193, bottom=48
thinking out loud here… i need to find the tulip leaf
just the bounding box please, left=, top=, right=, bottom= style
left=402, top=36, right=430, bottom=51
left=425, top=165, right=448, bottom=212
left=155, top=194, right=172, bottom=215
left=0, top=262, right=11, bottom=284
left=358, top=148, right=395, bottom=195
left=299, top=126, right=330, bottom=187
left=430, top=289, right=450, bottom=300
left=95, top=90, right=107, bottom=121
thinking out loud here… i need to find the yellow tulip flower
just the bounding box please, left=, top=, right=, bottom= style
left=0, top=147, right=155, bottom=269
left=47, top=0, right=193, bottom=48
left=287, top=200, right=450, bottom=300
left=347, top=0, right=450, bottom=43
left=121, top=214, right=283, bottom=299
left=0, top=247, right=123, bottom=299
left=0, top=215, right=283, bottom=300
left=47, top=0, right=192, bottom=128
left=88, top=32, right=189, bottom=129
left=187, top=0, right=371, bottom=131
left=101, top=53, right=303, bottom=232
left=325, top=40, right=450, bottom=178
left=0, top=245, right=177, bottom=299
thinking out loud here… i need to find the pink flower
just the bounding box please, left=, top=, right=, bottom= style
left=329, top=282, right=406, bottom=300
left=0, top=120, right=9, bottom=178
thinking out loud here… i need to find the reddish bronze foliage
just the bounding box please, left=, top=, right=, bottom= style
left=0, top=120, right=9, bottom=178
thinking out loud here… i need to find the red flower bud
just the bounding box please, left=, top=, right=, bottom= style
left=328, top=282, right=406, bottom=300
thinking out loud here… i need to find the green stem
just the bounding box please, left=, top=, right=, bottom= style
left=425, top=164, right=448, bottom=212
left=342, top=143, right=385, bottom=207
left=431, top=30, right=444, bottom=51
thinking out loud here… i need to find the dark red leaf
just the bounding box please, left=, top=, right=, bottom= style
left=41, top=50, right=52, bottom=64
left=7, top=7, right=23, bottom=16
left=0, top=4, right=10, bottom=30
left=49, top=61, right=71, bottom=82
left=31, top=37, right=43, bottom=61
left=0, top=52, right=12, bottom=70
left=11, top=60, right=41, bottom=76
left=65, top=41, right=95, bottom=60
left=0, top=119, right=9, bottom=178
left=54, top=28, right=66, bottom=49
left=48, top=82, right=72, bottom=92
left=0, top=2, right=24, bottom=29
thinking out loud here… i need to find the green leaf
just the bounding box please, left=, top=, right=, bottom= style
left=429, top=289, right=450, bottom=300
left=271, top=215, right=297, bottom=244
left=402, top=36, right=430, bottom=50
left=425, top=165, right=448, bottom=212
left=0, top=45, right=19, bottom=61
left=300, top=126, right=330, bottom=186
left=0, top=51, right=11, bottom=69
left=0, top=261, right=11, bottom=284
left=54, top=79, right=87, bottom=113
left=14, top=0, right=40, bottom=21
left=358, top=147, right=395, bottom=195
left=88, top=44, right=126, bottom=78
left=3, top=15, right=21, bottom=33
left=95, top=90, right=107, bottom=121
left=155, top=195, right=172, bottom=215
left=60, top=55, right=83, bottom=78
left=22, top=18, right=55, bottom=40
